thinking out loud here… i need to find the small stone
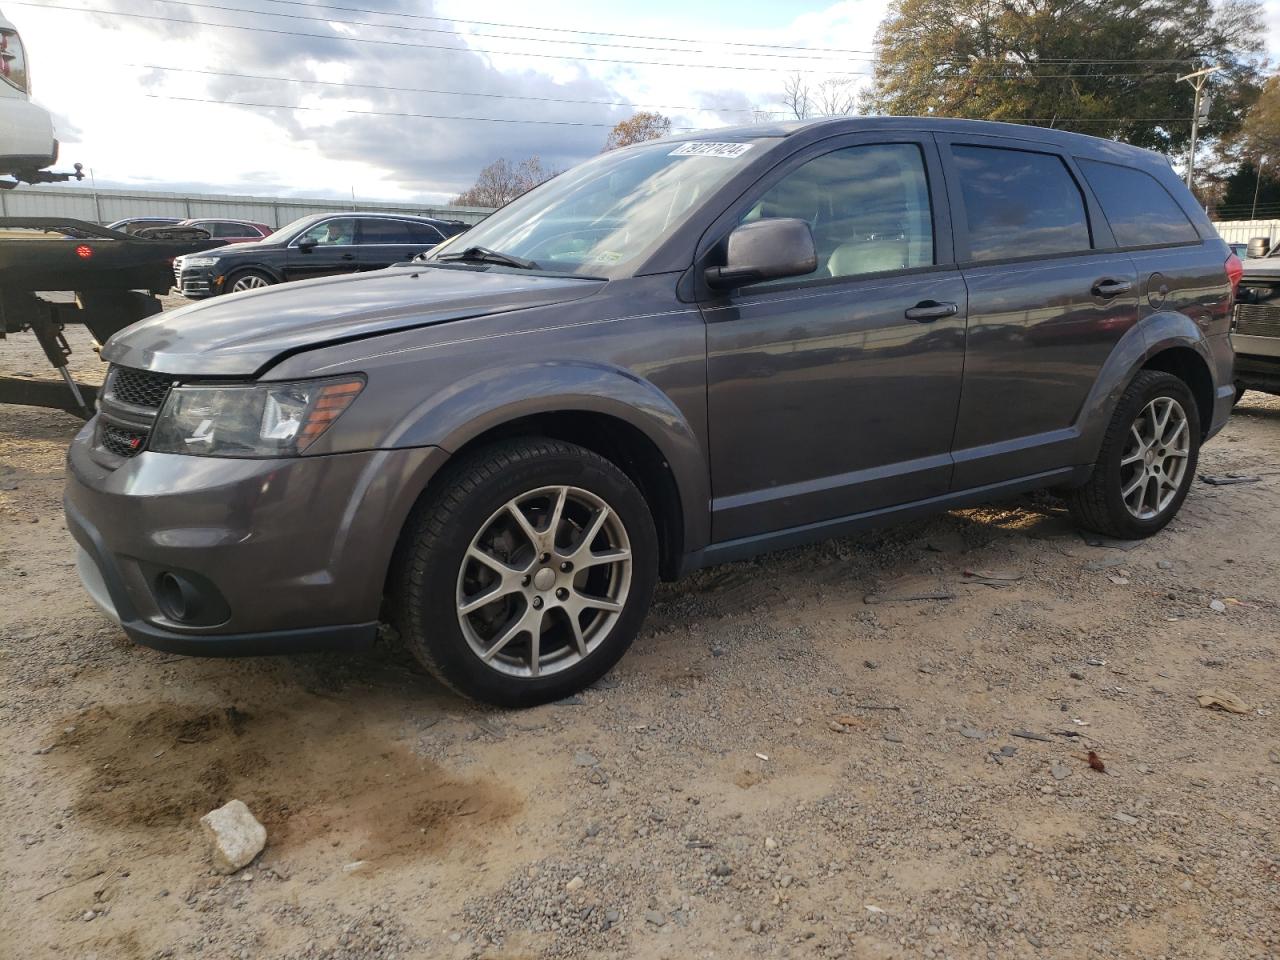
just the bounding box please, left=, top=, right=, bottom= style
left=200, top=800, right=267, bottom=875
left=764, top=836, right=779, bottom=851
left=605, top=909, right=620, bottom=924
left=1157, top=560, right=1174, bottom=570
left=82, top=911, right=95, bottom=922
left=566, top=875, right=584, bottom=892
left=645, top=910, right=666, bottom=926
left=1113, top=812, right=1139, bottom=826
left=1269, top=749, right=1280, bottom=765
left=573, top=751, right=598, bottom=767
left=711, top=862, right=733, bottom=877
left=828, top=721, right=846, bottom=733
left=999, top=745, right=1017, bottom=757
left=1050, top=764, right=1072, bottom=781
left=883, top=731, right=903, bottom=744
left=749, top=918, right=764, bottom=934
left=1209, top=599, right=1227, bottom=613
left=341, top=860, right=368, bottom=874
left=448, top=932, right=462, bottom=944
left=828, top=686, right=844, bottom=696
left=863, top=660, right=879, bottom=670
left=1069, top=670, right=1085, bottom=680
left=960, top=727, right=987, bottom=740
left=711, top=646, right=726, bottom=658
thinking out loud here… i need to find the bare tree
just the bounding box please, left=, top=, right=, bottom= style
left=451, top=156, right=558, bottom=208
left=815, top=78, right=858, bottom=117
left=750, top=107, right=777, bottom=123
left=782, top=72, right=812, bottom=120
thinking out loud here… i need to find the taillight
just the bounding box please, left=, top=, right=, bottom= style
left=1226, top=252, right=1243, bottom=303
left=75, top=245, right=93, bottom=259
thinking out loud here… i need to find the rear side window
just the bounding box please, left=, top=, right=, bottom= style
left=951, top=145, right=1091, bottom=262
left=362, top=219, right=414, bottom=243
left=408, top=223, right=445, bottom=244
left=1076, top=158, right=1199, bottom=248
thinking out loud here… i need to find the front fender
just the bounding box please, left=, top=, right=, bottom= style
left=1077, top=310, right=1223, bottom=461
left=389, top=359, right=711, bottom=554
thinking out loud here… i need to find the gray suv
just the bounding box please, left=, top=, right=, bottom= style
left=66, top=118, right=1238, bottom=706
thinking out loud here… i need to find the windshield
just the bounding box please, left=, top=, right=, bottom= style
left=426, top=139, right=776, bottom=278
left=259, top=216, right=319, bottom=245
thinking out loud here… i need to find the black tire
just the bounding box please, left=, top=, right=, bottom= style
left=390, top=438, right=658, bottom=707
left=1066, top=370, right=1200, bottom=539
left=1232, top=382, right=1247, bottom=407
left=223, top=268, right=276, bottom=295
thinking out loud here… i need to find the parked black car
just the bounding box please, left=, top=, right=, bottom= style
left=69, top=118, right=1238, bottom=707
left=172, top=212, right=469, bottom=298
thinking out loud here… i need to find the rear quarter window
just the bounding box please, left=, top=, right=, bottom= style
left=1075, top=158, right=1199, bottom=248
left=951, top=144, right=1092, bottom=262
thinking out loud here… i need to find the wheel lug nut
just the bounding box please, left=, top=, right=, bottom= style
left=560, top=561, right=573, bottom=572
left=531, top=596, right=543, bottom=609
left=521, top=575, right=531, bottom=586
left=540, top=553, right=550, bottom=563
left=556, top=587, right=569, bottom=600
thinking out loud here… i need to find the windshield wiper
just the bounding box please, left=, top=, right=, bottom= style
left=435, top=245, right=537, bottom=269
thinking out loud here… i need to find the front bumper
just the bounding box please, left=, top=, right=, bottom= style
left=65, top=421, right=448, bottom=656
left=174, top=264, right=220, bottom=299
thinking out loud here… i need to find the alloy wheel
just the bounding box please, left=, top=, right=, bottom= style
left=230, top=274, right=269, bottom=291
left=1119, top=396, right=1190, bottom=520
left=455, top=485, right=632, bottom=678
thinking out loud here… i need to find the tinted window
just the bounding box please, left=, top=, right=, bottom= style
left=297, top=218, right=356, bottom=245
left=361, top=219, right=414, bottom=244
left=211, top=222, right=257, bottom=238
left=408, top=222, right=445, bottom=244
left=1076, top=158, right=1198, bottom=247
left=951, top=145, right=1091, bottom=262
left=742, top=142, right=934, bottom=282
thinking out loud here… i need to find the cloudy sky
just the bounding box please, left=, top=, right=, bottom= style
left=10, top=0, right=1280, bottom=203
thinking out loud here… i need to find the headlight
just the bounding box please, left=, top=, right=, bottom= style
left=148, top=377, right=365, bottom=457
left=182, top=256, right=221, bottom=267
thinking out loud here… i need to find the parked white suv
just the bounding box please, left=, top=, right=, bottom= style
left=1, top=6, right=58, bottom=180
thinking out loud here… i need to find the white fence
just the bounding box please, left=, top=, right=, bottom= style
left=0, top=184, right=495, bottom=227
left=1212, top=219, right=1280, bottom=245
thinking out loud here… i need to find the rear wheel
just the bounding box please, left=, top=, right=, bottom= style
left=1066, top=370, right=1200, bottom=539
left=225, top=268, right=275, bottom=294
left=391, top=438, right=658, bottom=707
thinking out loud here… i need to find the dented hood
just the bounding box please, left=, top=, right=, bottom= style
left=102, top=264, right=603, bottom=376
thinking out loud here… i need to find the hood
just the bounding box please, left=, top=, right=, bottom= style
left=103, top=264, right=604, bottom=376
left=181, top=238, right=280, bottom=258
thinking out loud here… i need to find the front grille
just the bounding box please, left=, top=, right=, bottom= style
left=106, top=366, right=173, bottom=409
left=1234, top=302, right=1280, bottom=338
left=100, top=422, right=147, bottom=458
left=180, top=277, right=212, bottom=296
left=173, top=260, right=183, bottom=287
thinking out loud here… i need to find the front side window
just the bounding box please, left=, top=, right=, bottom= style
left=1075, top=158, right=1199, bottom=248
left=297, top=218, right=356, bottom=246
left=409, top=223, right=445, bottom=244
left=741, top=143, right=935, bottom=283
left=951, top=145, right=1091, bottom=262
left=211, top=222, right=256, bottom=238
left=426, top=138, right=777, bottom=278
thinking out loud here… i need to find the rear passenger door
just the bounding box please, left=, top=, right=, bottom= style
left=357, top=218, right=441, bottom=270
left=938, top=136, right=1139, bottom=489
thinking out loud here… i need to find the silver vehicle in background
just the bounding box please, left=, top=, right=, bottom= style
left=0, top=6, right=79, bottom=186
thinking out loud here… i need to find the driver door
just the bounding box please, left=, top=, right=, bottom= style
left=286, top=217, right=358, bottom=281
left=703, top=134, right=968, bottom=543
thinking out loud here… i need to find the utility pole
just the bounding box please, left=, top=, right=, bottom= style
left=1252, top=155, right=1267, bottom=221
left=1179, top=65, right=1222, bottom=190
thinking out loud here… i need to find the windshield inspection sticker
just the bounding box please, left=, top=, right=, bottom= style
left=669, top=141, right=754, bottom=159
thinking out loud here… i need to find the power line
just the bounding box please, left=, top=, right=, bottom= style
left=131, top=63, right=760, bottom=113
left=146, top=93, right=703, bottom=127
left=13, top=3, right=1211, bottom=78
left=121, top=0, right=882, bottom=62
left=11, top=2, right=872, bottom=74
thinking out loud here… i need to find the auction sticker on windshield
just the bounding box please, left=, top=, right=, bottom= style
left=669, top=142, right=754, bottom=159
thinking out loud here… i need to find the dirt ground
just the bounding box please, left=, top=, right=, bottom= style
left=2, top=323, right=1278, bottom=960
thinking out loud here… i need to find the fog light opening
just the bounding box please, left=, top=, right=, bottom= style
left=156, top=571, right=200, bottom=623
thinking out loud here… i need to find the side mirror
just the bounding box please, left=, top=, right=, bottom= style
left=297, top=238, right=317, bottom=253
left=1246, top=236, right=1271, bottom=259
left=705, top=218, right=817, bottom=290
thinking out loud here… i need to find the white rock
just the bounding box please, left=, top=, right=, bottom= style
left=342, top=860, right=369, bottom=874
left=200, top=799, right=266, bottom=874
left=565, top=875, right=584, bottom=892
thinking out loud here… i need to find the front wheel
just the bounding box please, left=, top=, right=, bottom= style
left=391, top=438, right=658, bottom=707
left=1066, top=370, right=1200, bottom=539
left=224, top=268, right=275, bottom=294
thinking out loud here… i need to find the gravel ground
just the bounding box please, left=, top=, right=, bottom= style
left=1, top=322, right=1278, bottom=960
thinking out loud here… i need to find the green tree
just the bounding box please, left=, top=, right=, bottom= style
left=1214, top=160, right=1280, bottom=219
left=864, top=0, right=1264, bottom=155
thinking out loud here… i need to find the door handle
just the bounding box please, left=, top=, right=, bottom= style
left=904, top=300, right=959, bottom=322
left=340, top=253, right=356, bottom=261
left=1091, top=278, right=1132, bottom=298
